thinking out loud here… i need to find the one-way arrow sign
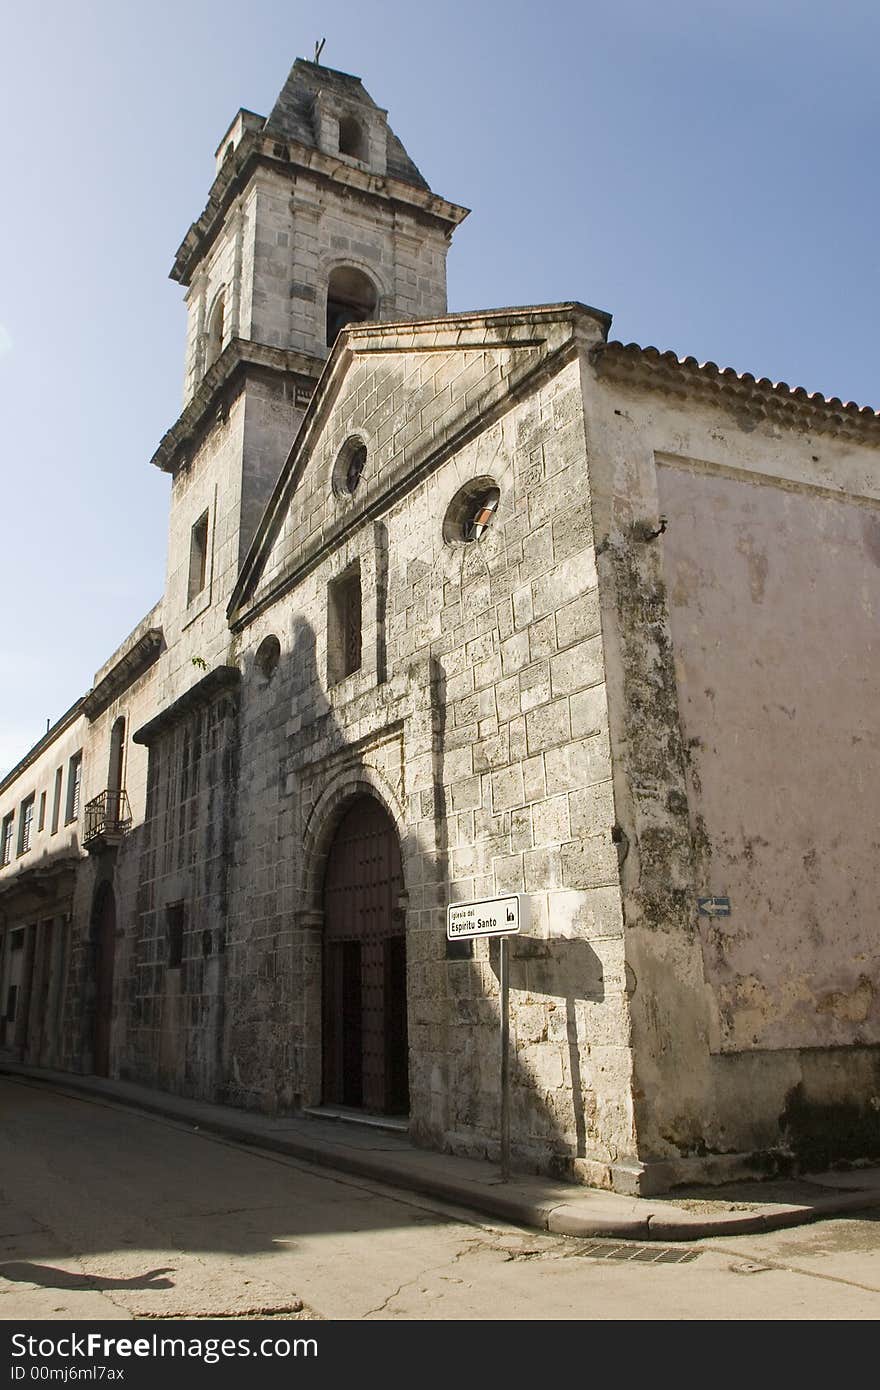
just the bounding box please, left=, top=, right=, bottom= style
left=698, top=896, right=731, bottom=918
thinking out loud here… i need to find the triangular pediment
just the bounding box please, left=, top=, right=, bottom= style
left=229, top=304, right=610, bottom=628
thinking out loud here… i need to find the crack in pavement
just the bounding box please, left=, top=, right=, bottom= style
left=360, top=1236, right=494, bottom=1317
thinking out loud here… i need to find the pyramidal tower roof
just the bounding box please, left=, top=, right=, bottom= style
left=264, top=58, right=431, bottom=190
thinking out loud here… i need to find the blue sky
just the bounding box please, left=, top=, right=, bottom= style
left=1, top=0, right=878, bottom=774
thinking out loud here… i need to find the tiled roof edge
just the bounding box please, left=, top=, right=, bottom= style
left=592, top=341, right=880, bottom=444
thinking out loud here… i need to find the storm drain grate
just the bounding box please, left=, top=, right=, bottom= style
left=572, top=1241, right=699, bottom=1264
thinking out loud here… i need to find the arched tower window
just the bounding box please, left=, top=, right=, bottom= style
left=338, top=116, right=366, bottom=161
left=205, top=293, right=225, bottom=368
left=326, top=267, right=377, bottom=348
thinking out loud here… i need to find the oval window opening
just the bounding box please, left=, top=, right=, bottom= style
left=333, top=438, right=367, bottom=497
left=443, top=480, right=501, bottom=545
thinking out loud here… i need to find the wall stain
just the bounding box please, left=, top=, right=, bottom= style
left=735, top=532, right=769, bottom=603
left=861, top=513, right=880, bottom=567
left=816, top=973, right=875, bottom=1024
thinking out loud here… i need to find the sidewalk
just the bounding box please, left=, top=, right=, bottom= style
left=4, top=1060, right=880, bottom=1241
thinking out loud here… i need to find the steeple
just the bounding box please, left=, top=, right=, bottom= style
left=264, top=59, right=430, bottom=189
left=171, top=58, right=469, bottom=406
left=152, top=59, right=468, bottom=674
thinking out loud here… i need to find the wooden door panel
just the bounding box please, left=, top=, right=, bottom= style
left=322, top=797, right=407, bottom=1114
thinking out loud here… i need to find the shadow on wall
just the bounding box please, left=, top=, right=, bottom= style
left=427, top=654, right=607, bottom=1174
left=228, top=617, right=611, bottom=1175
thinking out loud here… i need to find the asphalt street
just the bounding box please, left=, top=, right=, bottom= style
left=2, top=1077, right=880, bottom=1320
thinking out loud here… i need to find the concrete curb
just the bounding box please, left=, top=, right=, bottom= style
left=5, top=1063, right=880, bottom=1242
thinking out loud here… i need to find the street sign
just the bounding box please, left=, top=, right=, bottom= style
left=446, top=894, right=524, bottom=941
left=698, top=896, right=731, bottom=918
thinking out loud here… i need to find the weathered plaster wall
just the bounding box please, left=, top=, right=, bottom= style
left=0, top=714, right=86, bottom=896
left=0, top=709, right=86, bottom=1065
left=64, top=657, right=164, bottom=1077
left=658, top=460, right=880, bottom=1053
left=0, top=601, right=167, bottom=1080
left=583, top=350, right=880, bottom=1184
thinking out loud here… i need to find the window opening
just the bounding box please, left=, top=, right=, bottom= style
left=332, top=437, right=367, bottom=497
left=205, top=294, right=225, bottom=368
left=1, top=814, right=13, bottom=867
left=18, top=795, right=35, bottom=855
left=51, top=766, right=63, bottom=834
left=443, top=479, right=501, bottom=545
left=326, top=267, right=377, bottom=347
left=327, top=563, right=362, bottom=684
left=65, top=752, right=82, bottom=823
left=346, top=445, right=366, bottom=494
left=108, top=717, right=126, bottom=793
left=338, top=115, right=366, bottom=161
left=254, top=634, right=281, bottom=683
left=38, top=790, right=46, bottom=832
left=464, top=487, right=500, bottom=541
left=188, top=511, right=210, bottom=603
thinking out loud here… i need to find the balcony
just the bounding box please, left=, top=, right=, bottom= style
left=82, top=789, right=132, bottom=852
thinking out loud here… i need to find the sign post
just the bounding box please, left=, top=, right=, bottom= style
left=499, top=933, right=510, bottom=1180
left=446, top=894, right=524, bottom=1182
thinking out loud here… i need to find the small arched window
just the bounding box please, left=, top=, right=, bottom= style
left=338, top=115, right=366, bottom=161
left=205, top=293, right=225, bottom=368
left=326, top=267, right=377, bottom=348
left=108, top=717, right=126, bottom=794
left=106, top=717, right=127, bottom=829
left=254, top=634, right=281, bottom=683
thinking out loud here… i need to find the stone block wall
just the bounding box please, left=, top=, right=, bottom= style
left=243, top=167, right=451, bottom=359
left=123, top=686, right=238, bottom=1098
left=227, top=309, right=638, bottom=1184
left=181, top=163, right=452, bottom=409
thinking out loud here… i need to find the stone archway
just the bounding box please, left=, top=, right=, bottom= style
left=91, top=882, right=116, bottom=1078
left=321, top=794, right=408, bottom=1115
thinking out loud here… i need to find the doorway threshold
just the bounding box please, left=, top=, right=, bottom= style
left=302, top=1104, right=409, bottom=1134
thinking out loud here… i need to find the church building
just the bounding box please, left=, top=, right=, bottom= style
left=1, top=57, right=878, bottom=1195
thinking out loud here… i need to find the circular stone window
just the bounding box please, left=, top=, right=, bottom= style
left=332, top=437, right=367, bottom=497
left=443, top=479, right=501, bottom=545
left=254, top=634, right=281, bottom=683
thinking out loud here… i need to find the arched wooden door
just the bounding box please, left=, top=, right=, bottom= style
left=92, top=883, right=116, bottom=1077
left=322, top=796, right=408, bottom=1115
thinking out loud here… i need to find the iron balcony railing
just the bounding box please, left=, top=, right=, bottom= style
left=82, top=789, right=132, bottom=847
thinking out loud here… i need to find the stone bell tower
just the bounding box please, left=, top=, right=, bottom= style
left=151, top=58, right=468, bottom=673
